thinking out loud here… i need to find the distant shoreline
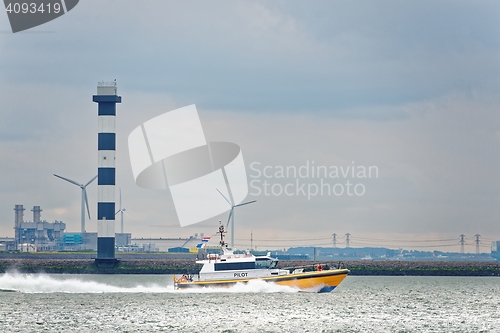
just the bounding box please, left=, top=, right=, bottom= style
left=0, top=254, right=499, bottom=276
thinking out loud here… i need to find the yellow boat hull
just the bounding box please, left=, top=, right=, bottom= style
left=174, top=268, right=349, bottom=293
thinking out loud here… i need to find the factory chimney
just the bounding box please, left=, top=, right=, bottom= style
left=14, top=205, right=25, bottom=247
left=32, top=206, right=42, bottom=223
left=14, top=204, right=24, bottom=227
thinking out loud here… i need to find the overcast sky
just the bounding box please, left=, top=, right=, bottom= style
left=1, top=1, right=499, bottom=252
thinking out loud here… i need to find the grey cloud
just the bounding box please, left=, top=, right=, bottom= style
left=2, top=1, right=498, bottom=116
left=0, top=1, right=499, bottom=249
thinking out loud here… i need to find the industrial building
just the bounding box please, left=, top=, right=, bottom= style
left=131, top=234, right=205, bottom=252
left=10, top=204, right=131, bottom=252
left=61, top=232, right=97, bottom=251
left=62, top=232, right=131, bottom=251
left=492, top=241, right=500, bottom=260
left=13, top=204, right=66, bottom=251
left=0, top=237, right=15, bottom=251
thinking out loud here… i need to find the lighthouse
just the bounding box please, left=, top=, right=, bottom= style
left=93, top=81, right=121, bottom=265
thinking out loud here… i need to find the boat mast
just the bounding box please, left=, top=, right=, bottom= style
left=218, top=222, right=227, bottom=249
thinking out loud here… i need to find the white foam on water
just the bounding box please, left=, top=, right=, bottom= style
left=0, top=272, right=303, bottom=294
left=0, top=271, right=171, bottom=293
left=181, top=279, right=301, bottom=294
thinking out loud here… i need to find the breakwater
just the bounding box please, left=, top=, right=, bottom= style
left=0, top=256, right=499, bottom=276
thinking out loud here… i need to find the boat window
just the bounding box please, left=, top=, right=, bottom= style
left=214, top=262, right=255, bottom=271
left=255, top=258, right=277, bottom=269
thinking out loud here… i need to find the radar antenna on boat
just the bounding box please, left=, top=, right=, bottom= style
left=218, top=221, right=227, bottom=248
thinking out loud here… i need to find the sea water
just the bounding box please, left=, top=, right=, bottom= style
left=0, top=272, right=499, bottom=332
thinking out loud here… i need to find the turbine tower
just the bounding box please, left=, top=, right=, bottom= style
left=93, top=81, right=121, bottom=264
left=54, top=174, right=97, bottom=234
left=115, top=188, right=130, bottom=233
left=216, top=189, right=256, bottom=248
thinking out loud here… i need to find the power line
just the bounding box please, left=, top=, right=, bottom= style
left=353, top=236, right=459, bottom=243
left=235, top=235, right=494, bottom=244
left=233, top=233, right=497, bottom=250
left=235, top=237, right=332, bottom=242
left=349, top=241, right=460, bottom=249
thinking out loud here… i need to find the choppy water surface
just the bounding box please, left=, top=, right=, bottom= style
left=0, top=272, right=499, bottom=332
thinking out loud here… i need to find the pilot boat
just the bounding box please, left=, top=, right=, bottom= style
left=173, top=224, right=349, bottom=293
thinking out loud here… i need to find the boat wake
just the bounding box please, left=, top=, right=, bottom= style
left=0, top=271, right=170, bottom=293
left=0, top=272, right=302, bottom=294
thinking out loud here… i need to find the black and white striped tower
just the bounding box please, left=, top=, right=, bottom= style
left=92, top=81, right=121, bottom=264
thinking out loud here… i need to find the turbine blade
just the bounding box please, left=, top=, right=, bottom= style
left=216, top=188, right=232, bottom=206
left=124, top=211, right=132, bottom=219
left=115, top=210, right=120, bottom=216
left=54, top=174, right=81, bottom=187
left=226, top=208, right=234, bottom=229
left=84, top=175, right=98, bottom=187
left=84, top=189, right=91, bottom=219
left=234, top=200, right=257, bottom=208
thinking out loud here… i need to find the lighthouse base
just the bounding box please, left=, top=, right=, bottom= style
left=94, top=258, right=119, bottom=268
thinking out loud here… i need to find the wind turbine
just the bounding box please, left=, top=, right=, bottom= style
left=216, top=188, right=256, bottom=249
left=54, top=174, right=97, bottom=234
left=115, top=188, right=131, bottom=233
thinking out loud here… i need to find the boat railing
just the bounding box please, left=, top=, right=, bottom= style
left=207, top=253, right=220, bottom=261
left=281, top=262, right=345, bottom=272
left=289, top=261, right=347, bottom=270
